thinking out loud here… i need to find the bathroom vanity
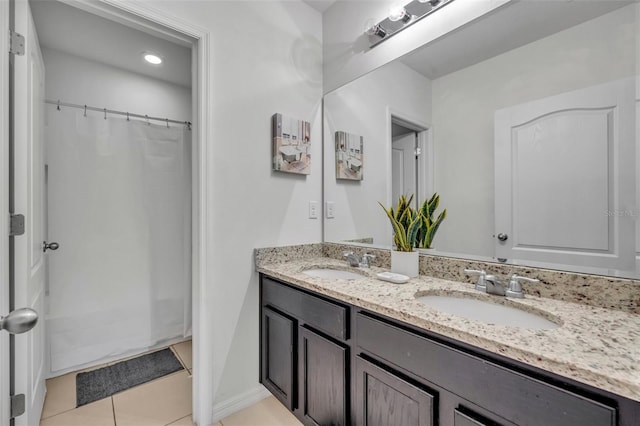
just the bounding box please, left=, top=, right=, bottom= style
left=257, top=253, right=640, bottom=426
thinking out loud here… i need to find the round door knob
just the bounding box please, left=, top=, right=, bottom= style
left=0, top=308, right=38, bottom=334
left=43, top=241, right=59, bottom=252
left=497, top=233, right=508, bottom=242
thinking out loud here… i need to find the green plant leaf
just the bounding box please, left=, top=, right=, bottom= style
left=380, top=197, right=418, bottom=251
left=417, top=193, right=447, bottom=249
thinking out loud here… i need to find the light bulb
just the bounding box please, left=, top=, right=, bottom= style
left=388, top=5, right=410, bottom=22
left=366, top=24, right=387, bottom=38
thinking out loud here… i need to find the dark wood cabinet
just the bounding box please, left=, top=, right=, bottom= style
left=261, top=307, right=296, bottom=410
left=355, top=312, right=616, bottom=426
left=355, top=356, right=435, bottom=426
left=299, top=326, right=348, bottom=425
left=260, top=276, right=351, bottom=424
left=259, top=274, right=640, bottom=426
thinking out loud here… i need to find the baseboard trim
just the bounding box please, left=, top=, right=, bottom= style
left=211, top=385, right=271, bottom=423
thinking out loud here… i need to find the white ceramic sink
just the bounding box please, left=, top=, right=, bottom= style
left=415, top=295, right=559, bottom=330
left=302, top=268, right=364, bottom=280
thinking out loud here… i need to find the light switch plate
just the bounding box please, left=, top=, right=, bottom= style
left=326, top=201, right=335, bottom=218
left=309, top=201, right=319, bottom=219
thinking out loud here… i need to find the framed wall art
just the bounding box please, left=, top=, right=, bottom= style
left=335, top=131, right=363, bottom=181
left=272, top=113, right=311, bottom=175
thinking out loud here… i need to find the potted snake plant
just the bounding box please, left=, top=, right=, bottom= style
left=379, top=194, right=423, bottom=277
left=417, top=193, right=447, bottom=249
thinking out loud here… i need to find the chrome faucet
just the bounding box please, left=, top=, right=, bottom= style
left=343, top=252, right=376, bottom=268
left=506, top=274, right=540, bottom=298
left=485, top=275, right=507, bottom=296
left=464, top=269, right=539, bottom=298
left=464, top=269, right=486, bottom=292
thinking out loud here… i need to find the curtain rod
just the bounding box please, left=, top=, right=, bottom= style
left=45, top=99, right=192, bottom=130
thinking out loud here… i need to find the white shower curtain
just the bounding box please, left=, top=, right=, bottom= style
left=45, top=105, right=191, bottom=374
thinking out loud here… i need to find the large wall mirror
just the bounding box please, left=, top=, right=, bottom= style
left=323, top=1, right=639, bottom=279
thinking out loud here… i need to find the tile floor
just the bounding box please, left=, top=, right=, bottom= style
left=39, top=340, right=301, bottom=426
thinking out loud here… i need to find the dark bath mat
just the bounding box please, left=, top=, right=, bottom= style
left=76, top=348, right=184, bottom=407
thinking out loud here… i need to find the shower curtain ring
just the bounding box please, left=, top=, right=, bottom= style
left=104, top=108, right=107, bottom=120
left=126, top=112, right=130, bottom=121
left=56, top=100, right=60, bottom=111
left=166, top=118, right=169, bottom=129
left=146, top=115, right=150, bottom=125
left=83, top=105, right=87, bottom=117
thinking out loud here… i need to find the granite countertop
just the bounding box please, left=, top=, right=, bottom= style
left=257, top=257, right=640, bottom=403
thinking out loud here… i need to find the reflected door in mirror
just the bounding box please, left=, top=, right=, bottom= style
left=494, top=79, right=636, bottom=270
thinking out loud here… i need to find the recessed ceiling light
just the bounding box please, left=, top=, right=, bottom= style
left=143, top=53, right=162, bottom=65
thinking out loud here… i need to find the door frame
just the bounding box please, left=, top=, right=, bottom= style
left=1, top=1, right=214, bottom=424
left=1, top=0, right=11, bottom=423
left=386, top=107, right=433, bottom=207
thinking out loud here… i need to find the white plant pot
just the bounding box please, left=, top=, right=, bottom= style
left=391, top=250, right=419, bottom=278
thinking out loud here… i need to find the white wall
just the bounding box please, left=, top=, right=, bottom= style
left=431, top=5, right=636, bottom=257
left=322, top=0, right=508, bottom=93
left=324, top=61, right=431, bottom=245
left=43, top=48, right=191, bottom=121
left=133, top=0, right=323, bottom=418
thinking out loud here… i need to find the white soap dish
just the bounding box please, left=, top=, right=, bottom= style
left=376, top=272, right=410, bottom=284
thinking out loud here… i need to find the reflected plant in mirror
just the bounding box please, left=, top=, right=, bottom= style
left=417, top=193, right=447, bottom=249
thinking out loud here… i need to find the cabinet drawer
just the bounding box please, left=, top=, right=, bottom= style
left=356, top=313, right=616, bottom=426
left=262, top=277, right=348, bottom=340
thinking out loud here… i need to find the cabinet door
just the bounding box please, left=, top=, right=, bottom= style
left=299, top=326, right=348, bottom=425
left=355, top=356, right=435, bottom=426
left=261, top=307, right=296, bottom=410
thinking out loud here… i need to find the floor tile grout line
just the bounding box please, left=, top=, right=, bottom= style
left=170, top=346, right=188, bottom=370
left=170, top=344, right=191, bottom=371
left=40, top=405, right=78, bottom=421
left=111, top=396, right=117, bottom=426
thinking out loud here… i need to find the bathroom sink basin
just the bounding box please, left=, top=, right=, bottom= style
left=415, top=295, right=559, bottom=330
left=302, top=268, right=364, bottom=280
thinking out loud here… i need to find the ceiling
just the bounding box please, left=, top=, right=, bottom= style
left=302, top=0, right=338, bottom=14
left=30, top=0, right=192, bottom=88
left=400, top=0, right=632, bottom=80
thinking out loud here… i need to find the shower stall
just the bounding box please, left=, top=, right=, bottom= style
left=44, top=103, right=192, bottom=375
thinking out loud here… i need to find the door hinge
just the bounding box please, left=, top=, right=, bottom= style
left=9, top=31, right=25, bottom=56
left=10, top=394, right=25, bottom=419
left=415, top=147, right=422, bottom=157
left=9, top=214, right=25, bottom=236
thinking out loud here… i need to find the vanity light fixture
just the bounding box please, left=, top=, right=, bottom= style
left=143, top=52, right=163, bottom=65
left=365, top=0, right=455, bottom=47
left=388, top=5, right=412, bottom=23
left=365, top=23, right=388, bottom=38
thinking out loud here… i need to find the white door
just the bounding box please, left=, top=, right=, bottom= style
left=495, top=79, right=636, bottom=271
left=1, top=2, right=12, bottom=424
left=12, top=0, right=47, bottom=424
left=392, top=132, right=417, bottom=206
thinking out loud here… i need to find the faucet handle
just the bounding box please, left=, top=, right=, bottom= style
left=506, top=274, right=539, bottom=298
left=360, top=254, right=376, bottom=268
left=464, top=269, right=486, bottom=291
